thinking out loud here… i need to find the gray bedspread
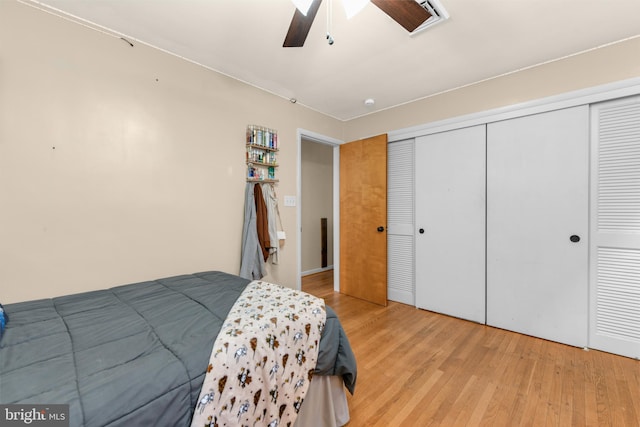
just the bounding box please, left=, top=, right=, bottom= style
left=0, top=271, right=357, bottom=427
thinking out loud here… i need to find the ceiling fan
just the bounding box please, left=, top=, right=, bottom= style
left=283, top=0, right=447, bottom=47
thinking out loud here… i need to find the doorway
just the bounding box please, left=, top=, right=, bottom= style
left=301, top=139, right=334, bottom=274
left=296, top=130, right=342, bottom=291
left=297, top=131, right=389, bottom=306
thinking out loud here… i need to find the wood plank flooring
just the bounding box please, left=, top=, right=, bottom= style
left=302, top=270, right=640, bottom=427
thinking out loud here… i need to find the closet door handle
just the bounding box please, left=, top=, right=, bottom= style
left=419, top=228, right=425, bottom=234
left=570, top=235, right=580, bottom=243
left=377, top=226, right=385, bottom=232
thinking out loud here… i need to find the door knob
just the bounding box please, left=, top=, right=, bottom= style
left=419, top=228, right=425, bottom=234
left=377, top=226, right=385, bottom=232
left=570, top=235, right=580, bottom=243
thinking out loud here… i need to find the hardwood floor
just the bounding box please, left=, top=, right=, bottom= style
left=302, top=270, right=640, bottom=427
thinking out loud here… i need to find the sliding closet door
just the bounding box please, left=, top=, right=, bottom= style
left=415, top=125, right=486, bottom=323
left=487, top=106, right=589, bottom=348
left=387, top=139, right=415, bottom=305
left=589, top=96, right=640, bottom=359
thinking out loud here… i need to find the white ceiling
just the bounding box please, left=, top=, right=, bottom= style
left=24, top=0, right=640, bottom=121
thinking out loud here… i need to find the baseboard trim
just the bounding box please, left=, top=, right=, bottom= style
left=301, top=266, right=334, bottom=277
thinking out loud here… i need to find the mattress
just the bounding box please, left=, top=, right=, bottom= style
left=0, top=271, right=356, bottom=427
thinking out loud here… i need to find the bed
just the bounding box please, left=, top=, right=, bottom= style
left=0, top=271, right=356, bottom=427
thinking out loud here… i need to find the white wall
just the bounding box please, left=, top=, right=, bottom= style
left=0, top=0, right=344, bottom=303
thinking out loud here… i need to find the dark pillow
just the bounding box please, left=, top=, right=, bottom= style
left=0, top=303, right=7, bottom=342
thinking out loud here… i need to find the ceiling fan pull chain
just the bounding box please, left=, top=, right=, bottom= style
left=326, top=0, right=334, bottom=45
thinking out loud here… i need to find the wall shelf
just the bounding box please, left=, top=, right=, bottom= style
left=247, top=143, right=278, bottom=152
left=246, top=178, right=279, bottom=183
left=246, top=125, right=278, bottom=182
left=247, top=160, right=278, bottom=167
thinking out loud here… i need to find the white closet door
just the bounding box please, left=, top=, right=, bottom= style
left=487, top=106, right=589, bottom=348
left=387, top=139, right=415, bottom=305
left=415, top=125, right=486, bottom=323
left=589, top=96, right=640, bottom=359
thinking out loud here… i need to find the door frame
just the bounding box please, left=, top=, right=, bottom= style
left=296, top=129, right=344, bottom=291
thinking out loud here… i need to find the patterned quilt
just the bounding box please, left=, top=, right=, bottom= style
left=190, top=280, right=326, bottom=427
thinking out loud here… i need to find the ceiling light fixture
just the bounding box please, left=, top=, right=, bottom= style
left=291, top=0, right=314, bottom=16
left=342, top=0, right=370, bottom=19
left=292, top=0, right=369, bottom=19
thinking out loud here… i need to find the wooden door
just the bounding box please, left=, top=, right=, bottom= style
left=487, top=106, right=589, bottom=348
left=415, top=125, right=486, bottom=323
left=340, top=134, right=388, bottom=306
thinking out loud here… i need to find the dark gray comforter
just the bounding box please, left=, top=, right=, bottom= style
left=0, top=271, right=357, bottom=427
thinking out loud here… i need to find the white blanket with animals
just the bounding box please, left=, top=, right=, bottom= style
left=190, top=280, right=326, bottom=427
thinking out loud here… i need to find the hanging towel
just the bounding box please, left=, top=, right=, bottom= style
left=239, top=183, right=266, bottom=280
left=262, top=183, right=281, bottom=264
left=254, top=182, right=270, bottom=262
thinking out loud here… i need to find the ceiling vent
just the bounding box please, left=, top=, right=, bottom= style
left=411, top=0, right=450, bottom=35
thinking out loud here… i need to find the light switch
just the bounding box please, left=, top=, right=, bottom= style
left=284, top=196, right=296, bottom=207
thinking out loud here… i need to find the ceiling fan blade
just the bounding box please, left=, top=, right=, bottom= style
left=283, top=0, right=323, bottom=47
left=371, top=0, right=431, bottom=32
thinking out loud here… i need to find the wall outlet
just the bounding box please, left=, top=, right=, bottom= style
left=284, top=195, right=296, bottom=207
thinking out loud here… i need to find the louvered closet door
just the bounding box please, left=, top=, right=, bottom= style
left=415, top=125, right=486, bottom=323
left=387, top=139, right=415, bottom=305
left=589, top=96, right=640, bottom=359
left=487, top=106, right=589, bottom=348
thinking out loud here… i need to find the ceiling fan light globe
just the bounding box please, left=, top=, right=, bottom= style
left=291, top=0, right=314, bottom=16
left=342, top=0, right=369, bottom=19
